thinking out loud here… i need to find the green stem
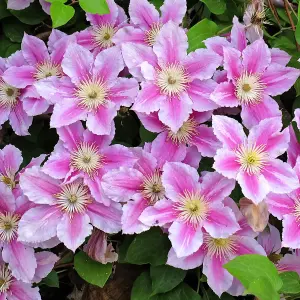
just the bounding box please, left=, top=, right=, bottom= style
left=217, top=25, right=233, bottom=35
left=196, top=268, right=201, bottom=294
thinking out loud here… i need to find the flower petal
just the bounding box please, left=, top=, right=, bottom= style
left=3, top=66, right=35, bottom=88
left=160, top=0, right=186, bottom=25
left=213, top=149, right=240, bottom=179
left=231, top=16, right=247, bottom=52
left=10, top=281, right=41, bottom=300
left=210, top=82, right=239, bottom=108
left=9, top=101, right=32, bottom=136
left=270, top=48, right=291, bottom=66
left=204, top=36, right=231, bottom=57
left=282, top=215, right=300, bottom=249
left=223, top=47, right=242, bottom=80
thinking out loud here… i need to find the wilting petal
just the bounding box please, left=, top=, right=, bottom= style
left=101, top=168, right=144, bottom=202
left=162, top=162, right=200, bottom=200
left=237, top=171, right=269, bottom=204
left=19, top=166, right=60, bottom=205
left=204, top=36, right=231, bottom=57
left=2, top=241, right=36, bottom=283
left=87, top=202, right=122, bottom=233
left=10, top=281, right=41, bottom=300
left=153, top=22, right=187, bottom=65
left=270, top=48, right=291, bottom=66
left=139, top=199, right=175, bottom=227
left=223, top=47, right=242, bottom=80
left=169, top=221, right=203, bottom=257
left=282, top=215, right=300, bottom=249
left=231, top=16, right=247, bottom=52
left=122, top=196, right=149, bottom=234
left=182, top=146, right=201, bottom=169
left=18, top=206, right=62, bottom=243
left=211, top=82, right=239, bottom=108
left=213, top=149, right=240, bottom=179
left=9, top=101, right=32, bottom=136
left=266, top=193, right=294, bottom=220
left=262, top=159, right=299, bottom=194
left=257, top=224, right=281, bottom=255
left=3, top=66, right=35, bottom=88
left=212, top=115, right=246, bottom=150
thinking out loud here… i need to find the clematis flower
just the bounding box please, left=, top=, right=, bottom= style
left=19, top=167, right=122, bottom=252
left=0, top=253, right=41, bottom=300
left=7, top=0, right=49, bottom=12
left=137, top=110, right=220, bottom=158
left=41, top=121, right=137, bottom=206
left=122, top=21, right=221, bottom=132
left=3, top=32, right=73, bottom=117
left=167, top=197, right=265, bottom=297
left=101, top=140, right=190, bottom=234
left=213, top=116, right=298, bottom=204
left=138, top=162, right=239, bottom=258
left=113, top=0, right=186, bottom=47
left=287, top=109, right=300, bottom=167
left=35, top=44, right=138, bottom=135
left=266, top=157, right=300, bottom=249
left=210, top=39, right=300, bottom=129
left=76, top=0, right=128, bottom=53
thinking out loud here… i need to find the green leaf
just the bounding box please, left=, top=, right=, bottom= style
left=46, top=0, right=67, bottom=3
left=50, top=2, right=75, bottom=28
left=224, top=255, right=282, bottom=292
left=79, top=0, right=109, bottom=15
left=74, top=251, right=112, bottom=287
left=118, top=235, right=135, bottom=263
left=10, top=2, right=47, bottom=25
left=5, top=43, right=21, bottom=57
left=0, top=36, right=20, bottom=58
left=42, top=271, right=59, bottom=288
left=0, top=0, right=11, bottom=19
left=150, top=265, right=186, bottom=295
left=200, top=0, right=226, bottom=15
left=150, top=0, right=163, bottom=10
left=187, top=19, right=218, bottom=52
left=125, top=227, right=171, bottom=266
left=131, top=272, right=153, bottom=300
left=154, top=283, right=201, bottom=300
left=3, top=18, right=30, bottom=42
left=139, top=125, right=158, bottom=143
left=279, top=271, right=300, bottom=294
left=247, top=277, right=280, bottom=300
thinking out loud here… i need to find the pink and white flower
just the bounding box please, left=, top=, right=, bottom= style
left=114, top=0, right=186, bottom=47
left=35, top=44, right=138, bottom=135
left=167, top=198, right=265, bottom=297
left=19, top=167, right=122, bottom=252
left=41, top=121, right=137, bottom=206
left=213, top=115, right=298, bottom=204
left=139, top=162, right=239, bottom=258
left=287, top=109, right=300, bottom=168
left=210, top=39, right=299, bottom=128
left=122, top=21, right=221, bottom=132
left=7, top=0, right=50, bottom=14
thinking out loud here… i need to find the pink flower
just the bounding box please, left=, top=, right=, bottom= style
left=19, top=167, right=122, bottom=252
left=3, top=32, right=73, bottom=117
left=7, top=0, right=50, bottom=13
left=287, top=109, right=300, bottom=167
left=138, top=162, right=239, bottom=258
left=213, top=115, right=298, bottom=204
left=266, top=157, right=300, bottom=249
left=113, top=0, right=186, bottom=47
left=76, top=0, right=128, bottom=53
left=102, top=141, right=189, bottom=234
left=138, top=110, right=220, bottom=158
left=41, top=121, right=137, bottom=206
left=0, top=253, right=41, bottom=300
left=210, top=39, right=299, bottom=128
left=122, top=21, right=221, bottom=132
left=84, top=229, right=118, bottom=264
left=257, top=224, right=281, bottom=256
left=35, top=44, right=138, bottom=135
left=167, top=198, right=265, bottom=297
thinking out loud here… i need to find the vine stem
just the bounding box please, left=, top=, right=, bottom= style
left=267, top=0, right=282, bottom=28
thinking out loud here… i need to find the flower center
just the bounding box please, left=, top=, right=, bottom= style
left=55, top=182, right=91, bottom=214
left=0, top=266, right=12, bottom=293
left=34, top=61, right=62, bottom=80
left=71, top=142, right=104, bottom=176
left=0, top=212, right=20, bottom=242
left=156, top=64, right=189, bottom=97
left=293, top=199, right=300, bottom=220
left=145, top=23, right=162, bottom=46
left=92, top=24, right=116, bottom=49
left=0, top=80, right=19, bottom=108
left=235, top=144, right=268, bottom=174
left=167, top=118, right=198, bottom=145
left=175, top=191, right=208, bottom=226
left=235, top=72, right=264, bottom=105
left=142, top=171, right=165, bottom=205
left=76, top=78, right=108, bottom=111
left=204, top=234, right=237, bottom=258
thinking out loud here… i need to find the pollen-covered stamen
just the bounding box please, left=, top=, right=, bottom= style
left=142, top=171, right=165, bottom=205
left=167, top=118, right=198, bottom=145
left=34, top=61, right=62, bottom=80
left=0, top=169, right=16, bottom=189
left=293, top=199, right=300, bottom=221
left=204, top=233, right=237, bottom=258
left=235, top=143, right=268, bottom=175
left=92, top=24, right=117, bottom=49
left=175, top=191, right=208, bottom=226
left=55, top=182, right=91, bottom=214
left=0, top=80, right=20, bottom=108
left=0, top=212, right=20, bottom=242
left=157, top=64, right=189, bottom=97
left=145, top=23, right=162, bottom=46
left=76, top=78, right=108, bottom=111
left=71, top=142, right=104, bottom=176
left=235, top=72, right=265, bottom=105
left=0, top=265, right=13, bottom=293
